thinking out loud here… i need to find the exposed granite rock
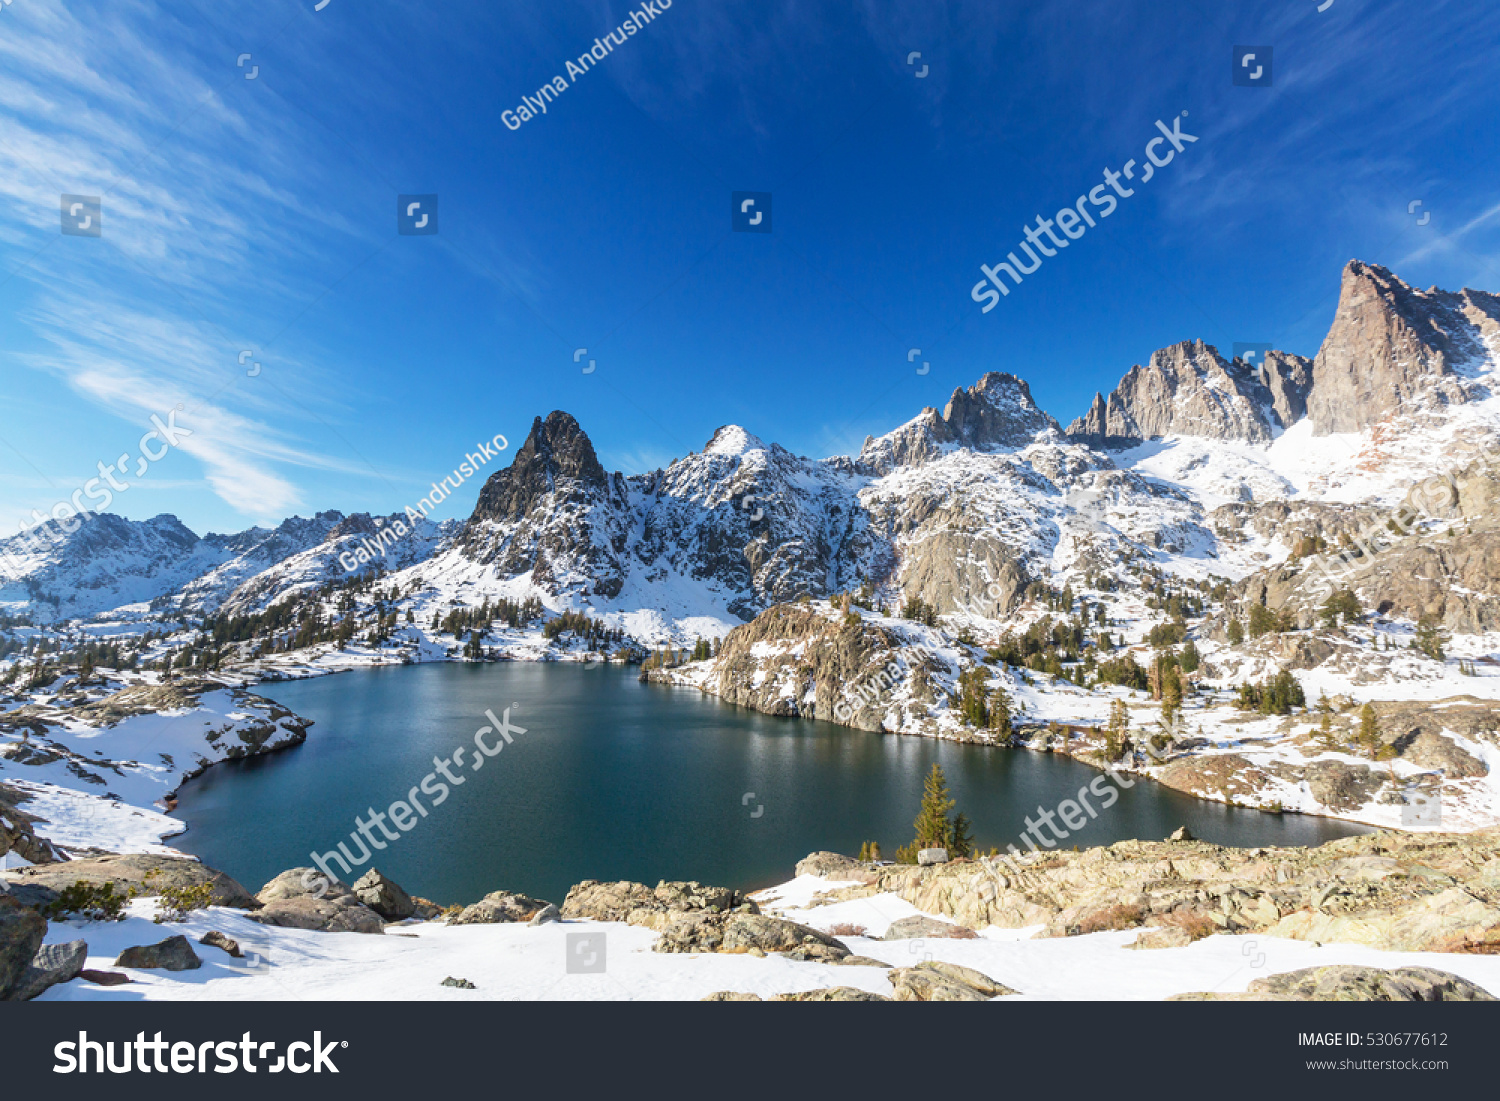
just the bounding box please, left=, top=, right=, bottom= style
left=654, top=912, right=850, bottom=958
left=199, top=930, right=242, bottom=958
left=888, top=960, right=1017, bottom=1000
left=794, top=852, right=879, bottom=881
left=250, top=897, right=385, bottom=935
left=883, top=914, right=973, bottom=940
left=1257, top=350, right=1313, bottom=428
left=858, top=372, right=1060, bottom=474
left=798, top=830, right=1500, bottom=953
left=0, top=895, right=46, bottom=999
left=448, top=891, right=551, bottom=925
left=1305, top=261, right=1498, bottom=435
left=0, top=790, right=66, bottom=865
left=116, top=935, right=201, bottom=971
left=1066, top=341, right=1277, bottom=445
left=10, top=939, right=88, bottom=1000
left=353, top=868, right=416, bottom=921
left=561, top=879, right=755, bottom=929
left=7, top=854, right=257, bottom=910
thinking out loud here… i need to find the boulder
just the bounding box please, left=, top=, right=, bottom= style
left=0, top=793, right=66, bottom=865
left=198, top=930, right=242, bottom=958
left=448, top=891, right=551, bottom=925
left=441, top=976, right=476, bottom=990
left=917, top=848, right=949, bottom=866
left=250, top=897, right=385, bottom=935
left=528, top=903, right=561, bottom=926
left=352, top=868, right=416, bottom=921
left=655, top=912, right=850, bottom=958
left=562, top=879, right=756, bottom=929
left=888, top=961, right=1017, bottom=1000
left=7, top=854, right=257, bottom=910
left=1168, top=826, right=1196, bottom=842
left=0, top=894, right=46, bottom=999
left=702, top=991, right=763, bottom=1001
left=115, top=935, right=202, bottom=972
left=256, top=867, right=357, bottom=906
left=794, top=852, right=875, bottom=880
left=78, top=970, right=130, bottom=987
left=1126, top=926, right=1194, bottom=950
left=883, top=914, right=972, bottom=940
left=9, top=939, right=88, bottom=1001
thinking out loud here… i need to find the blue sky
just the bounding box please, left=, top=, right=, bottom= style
left=2, top=0, right=1499, bottom=537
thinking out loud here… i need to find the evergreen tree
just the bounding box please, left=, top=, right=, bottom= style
left=911, top=763, right=957, bottom=851
left=1359, top=702, right=1381, bottom=759
left=1179, top=638, right=1200, bottom=674
left=1320, top=588, right=1362, bottom=629
left=1226, top=619, right=1244, bottom=646
left=1104, top=699, right=1129, bottom=761
left=988, top=686, right=1014, bottom=739
left=1161, top=663, right=1183, bottom=726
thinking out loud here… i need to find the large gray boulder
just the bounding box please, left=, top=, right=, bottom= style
left=10, top=940, right=88, bottom=1000
left=353, top=869, right=416, bottom=921
left=887, top=961, right=1017, bottom=1001
left=250, top=897, right=384, bottom=935
left=447, top=891, right=550, bottom=926
left=0, top=895, right=46, bottom=999
left=256, top=867, right=357, bottom=905
left=1252, top=965, right=1495, bottom=1002
left=561, top=879, right=756, bottom=930
left=116, top=935, right=202, bottom=972
left=6, top=854, right=257, bottom=910
left=654, top=912, right=850, bottom=959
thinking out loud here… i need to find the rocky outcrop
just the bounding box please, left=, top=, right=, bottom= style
left=697, top=603, right=962, bottom=735
left=448, top=891, right=550, bottom=925
left=9, top=939, right=88, bottom=1000
left=1174, top=965, right=1495, bottom=1001
left=798, top=830, right=1500, bottom=954
left=0, top=894, right=46, bottom=999
left=199, top=930, right=242, bottom=957
left=251, top=868, right=384, bottom=934
left=887, top=960, right=1017, bottom=1000
left=1305, top=261, right=1500, bottom=435
left=561, top=879, right=756, bottom=929
left=654, top=912, right=850, bottom=959
left=353, top=868, right=415, bottom=921
left=1067, top=341, right=1278, bottom=445
left=0, top=789, right=65, bottom=865
left=1257, top=350, right=1313, bottom=428
left=5, top=854, right=258, bottom=910
left=858, top=373, right=1060, bottom=474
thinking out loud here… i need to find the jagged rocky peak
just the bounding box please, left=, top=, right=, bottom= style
left=1256, top=350, right=1313, bottom=429
left=1067, top=339, right=1278, bottom=446
left=702, top=425, right=766, bottom=458
left=470, top=410, right=610, bottom=523
left=1305, top=260, right=1500, bottom=435
left=857, top=371, right=1060, bottom=474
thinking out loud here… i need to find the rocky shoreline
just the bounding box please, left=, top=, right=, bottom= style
left=6, top=827, right=1500, bottom=1001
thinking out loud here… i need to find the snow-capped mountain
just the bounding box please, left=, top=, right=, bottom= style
left=5, top=258, right=1497, bottom=641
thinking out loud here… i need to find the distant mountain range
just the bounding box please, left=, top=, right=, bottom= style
left=2, top=259, right=1496, bottom=636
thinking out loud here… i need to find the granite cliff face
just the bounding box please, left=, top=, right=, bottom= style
left=1305, top=260, right=1500, bottom=435
left=1066, top=340, right=1282, bottom=446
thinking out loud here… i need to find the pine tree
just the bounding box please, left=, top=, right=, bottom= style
left=911, top=763, right=957, bottom=851
left=1179, top=638, right=1200, bottom=674
left=1317, top=691, right=1334, bottom=746
left=988, top=686, right=1014, bottom=739
left=1227, top=619, right=1244, bottom=646
left=1104, top=699, right=1129, bottom=761
left=949, top=812, right=975, bottom=859
left=1359, top=702, right=1380, bottom=759
left=1161, top=663, right=1182, bottom=726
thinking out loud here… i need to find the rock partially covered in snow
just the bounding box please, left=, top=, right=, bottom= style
left=353, top=868, right=416, bottom=921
